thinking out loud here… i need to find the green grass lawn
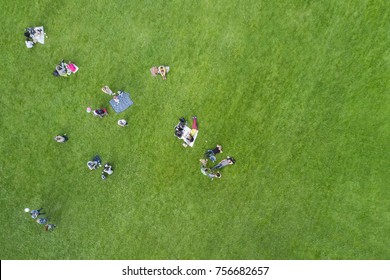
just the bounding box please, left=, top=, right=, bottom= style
left=0, top=0, right=389, bottom=259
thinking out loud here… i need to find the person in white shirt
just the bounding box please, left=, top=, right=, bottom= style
left=118, top=119, right=128, bottom=127
left=25, top=40, right=34, bottom=48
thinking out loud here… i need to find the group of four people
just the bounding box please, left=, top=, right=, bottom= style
left=24, top=207, right=56, bottom=231
left=200, top=145, right=236, bottom=180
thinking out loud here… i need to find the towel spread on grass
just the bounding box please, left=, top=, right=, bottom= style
left=175, top=122, right=198, bottom=147
left=33, top=26, right=45, bottom=44
left=109, top=92, right=133, bottom=113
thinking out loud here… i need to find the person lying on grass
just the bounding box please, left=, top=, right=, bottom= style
left=150, top=65, right=170, bottom=80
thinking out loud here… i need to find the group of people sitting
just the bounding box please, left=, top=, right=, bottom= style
left=24, top=27, right=79, bottom=77
left=26, top=24, right=229, bottom=183
left=174, top=117, right=199, bottom=147
left=87, top=156, right=114, bottom=180
left=24, top=26, right=45, bottom=48
left=24, top=207, right=56, bottom=231
left=53, top=60, right=79, bottom=77
left=173, top=116, right=236, bottom=179
left=200, top=145, right=236, bottom=180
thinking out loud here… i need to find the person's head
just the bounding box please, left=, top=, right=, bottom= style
left=216, top=172, right=221, bottom=178
left=54, top=136, right=63, bottom=142
left=101, top=174, right=106, bottom=180
left=175, top=130, right=183, bottom=138
left=227, top=157, right=236, bottom=164
left=187, top=135, right=194, bottom=142
left=53, top=70, right=59, bottom=77
left=151, top=67, right=158, bottom=74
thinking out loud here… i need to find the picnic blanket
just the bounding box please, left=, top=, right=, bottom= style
left=33, top=26, right=45, bottom=44
left=176, top=123, right=198, bottom=147
left=109, top=92, right=133, bottom=113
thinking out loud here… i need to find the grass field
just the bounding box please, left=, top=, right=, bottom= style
left=0, top=0, right=389, bottom=260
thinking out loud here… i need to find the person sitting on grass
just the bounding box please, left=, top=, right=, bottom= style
left=87, top=159, right=101, bottom=170
left=36, top=217, right=48, bottom=225
left=24, top=27, right=45, bottom=46
left=87, top=161, right=99, bottom=170
left=93, top=108, right=108, bottom=118
left=174, top=118, right=186, bottom=138
left=25, top=208, right=45, bottom=219
left=118, top=119, right=128, bottom=127
left=200, top=159, right=222, bottom=180
left=54, top=134, right=68, bottom=143
left=25, top=38, right=34, bottom=48
left=53, top=60, right=79, bottom=77
left=101, top=163, right=113, bottom=179
left=53, top=60, right=68, bottom=77
left=44, top=224, right=56, bottom=231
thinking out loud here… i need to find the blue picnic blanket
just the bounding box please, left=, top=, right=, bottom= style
left=109, top=92, right=133, bottom=113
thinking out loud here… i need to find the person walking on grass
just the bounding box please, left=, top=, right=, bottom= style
left=25, top=208, right=45, bottom=219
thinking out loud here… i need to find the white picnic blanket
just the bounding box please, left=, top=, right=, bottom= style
left=32, top=26, right=45, bottom=44
left=180, top=125, right=198, bottom=147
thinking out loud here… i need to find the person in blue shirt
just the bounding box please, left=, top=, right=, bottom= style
left=36, top=218, right=48, bottom=225
left=200, top=159, right=221, bottom=180
left=25, top=208, right=45, bottom=219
